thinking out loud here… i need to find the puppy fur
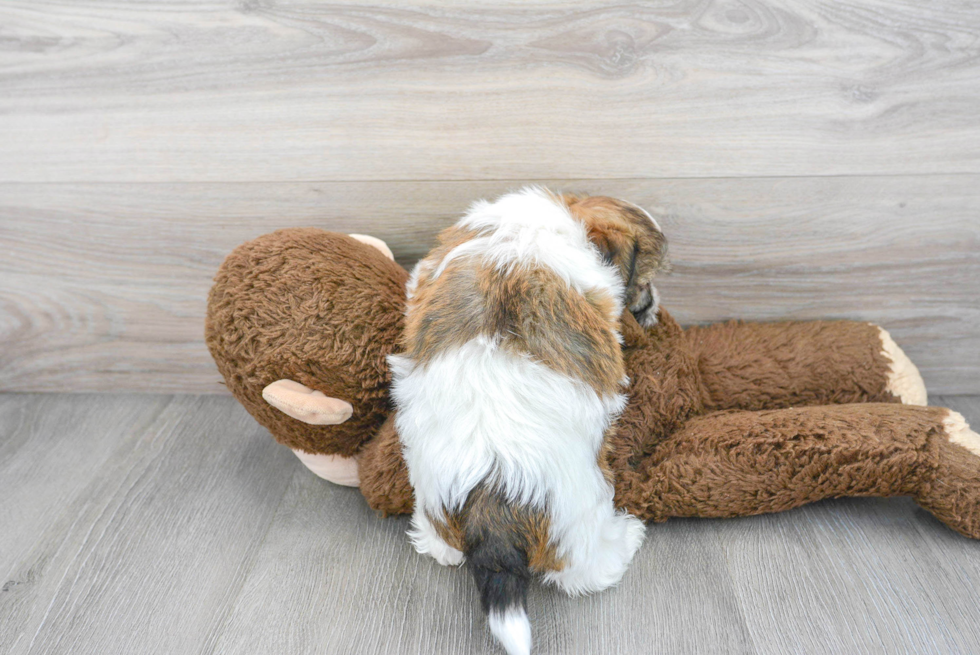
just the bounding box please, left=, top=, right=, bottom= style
left=389, top=188, right=666, bottom=654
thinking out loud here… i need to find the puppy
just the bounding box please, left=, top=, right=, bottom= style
left=388, top=188, right=668, bottom=655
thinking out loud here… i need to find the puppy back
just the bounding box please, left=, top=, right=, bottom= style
left=402, top=230, right=626, bottom=398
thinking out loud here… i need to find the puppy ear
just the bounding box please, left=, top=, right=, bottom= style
left=565, top=194, right=668, bottom=327
left=584, top=221, right=635, bottom=275
left=564, top=195, right=638, bottom=280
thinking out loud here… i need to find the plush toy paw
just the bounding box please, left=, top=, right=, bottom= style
left=876, top=326, right=928, bottom=406
left=915, top=410, right=980, bottom=540
left=943, top=411, right=980, bottom=458
left=290, top=449, right=361, bottom=487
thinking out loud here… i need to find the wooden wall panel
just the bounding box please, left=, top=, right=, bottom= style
left=1, top=1, right=979, bottom=182
left=2, top=176, right=977, bottom=394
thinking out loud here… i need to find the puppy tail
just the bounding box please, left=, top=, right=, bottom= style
left=467, top=530, right=532, bottom=655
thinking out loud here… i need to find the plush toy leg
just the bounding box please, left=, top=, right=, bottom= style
left=916, top=411, right=980, bottom=538
left=684, top=320, right=927, bottom=411
left=614, top=403, right=980, bottom=539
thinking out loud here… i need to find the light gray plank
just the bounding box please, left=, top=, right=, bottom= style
left=208, top=450, right=755, bottom=655
left=0, top=394, right=171, bottom=654
left=2, top=393, right=978, bottom=654
left=210, top=397, right=980, bottom=654
left=719, top=394, right=980, bottom=655
left=2, top=176, right=977, bottom=394
left=1, top=1, right=980, bottom=182
left=0, top=394, right=297, bottom=655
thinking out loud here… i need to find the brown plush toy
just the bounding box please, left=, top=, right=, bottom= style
left=205, top=220, right=980, bottom=541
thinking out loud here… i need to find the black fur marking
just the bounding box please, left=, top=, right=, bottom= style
left=464, top=488, right=532, bottom=616
left=468, top=533, right=531, bottom=614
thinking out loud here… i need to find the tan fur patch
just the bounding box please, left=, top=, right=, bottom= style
left=597, top=433, right=615, bottom=485
left=442, top=484, right=566, bottom=574
left=877, top=326, right=928, bottom=406
left=429, top=510, right=467, bottom=552
left=402, top=225, right=626, bottom=396
left=485, top=265, right=624, bottom=396
left=943, top=410, right=980, bottom=458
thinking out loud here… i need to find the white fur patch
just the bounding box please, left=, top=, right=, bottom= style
left=408, top=511, right=465, bottom=566
left=446, top=187, right=625, bottom=313
left=488, top=607, right=532, bottom=655
left=876, top=326, right=928, bottom=406
left=390, top=338, right=644, bottom=594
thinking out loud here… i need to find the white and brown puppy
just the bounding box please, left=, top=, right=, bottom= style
left=388, top=187, right=668, bottom=655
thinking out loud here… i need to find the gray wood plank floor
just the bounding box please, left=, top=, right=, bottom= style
left=2, top=393, right=978, bottom=654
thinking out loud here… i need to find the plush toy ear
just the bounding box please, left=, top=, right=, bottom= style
left=262, top=379, right=353, bottom=425
left=348, top=234, right=395, bottom=261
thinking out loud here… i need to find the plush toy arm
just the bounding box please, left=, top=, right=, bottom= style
left=614, top=403, right=980, bottom=539
left=262, top=382, right=414, bottom=514
left=683, top=320, right=927, bottom=412
left=357, top=413, right=414, bottom=516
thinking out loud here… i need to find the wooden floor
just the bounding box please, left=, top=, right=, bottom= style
left=2, top=392, right=978, bottom=655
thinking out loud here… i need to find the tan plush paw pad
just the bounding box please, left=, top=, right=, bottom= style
left=943, top=411, right=980, bottom=458
left=291, top=449, right=361, bottom=487
left=877, top=327, right=927, bottom=406
left=349, top=234, right=395, bottom=261
left=262, top=379, right=353, bottom=425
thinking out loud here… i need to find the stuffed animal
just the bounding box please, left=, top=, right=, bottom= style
left=205, top=226, right=980, bottom=541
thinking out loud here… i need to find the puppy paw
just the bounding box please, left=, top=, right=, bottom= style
left=432, top=545, right=466, bottom=567
left=545, top=510, right=646, bottom=595
left=408, top=511, right=466, bottom=567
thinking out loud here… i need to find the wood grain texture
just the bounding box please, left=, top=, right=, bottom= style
left=1, top=1, right=980, bottom=182
left=0, top=394, right=297, bottom=655
left=1, top=393, right=979, bottom=654
left=2, top=176, right=977, bottom=394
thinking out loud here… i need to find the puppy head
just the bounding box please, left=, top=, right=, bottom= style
left=563, top=194, right=669, bottom=327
